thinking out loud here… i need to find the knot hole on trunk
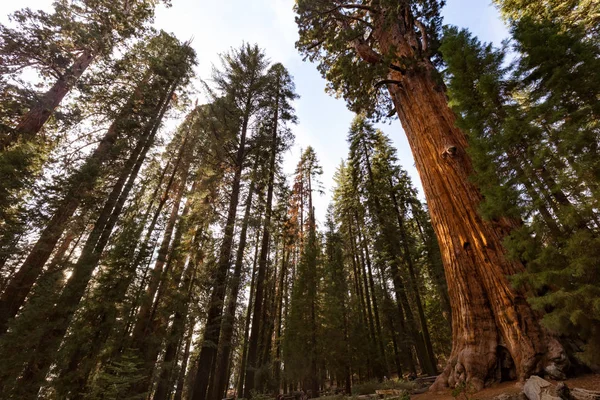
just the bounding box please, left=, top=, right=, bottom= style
left=441, top=145, right=457, bottom=159
left=463, top=241, right=471, bottom=251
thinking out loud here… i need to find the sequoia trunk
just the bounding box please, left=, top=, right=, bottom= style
left=379, top=39, right=567, bottom=389
left=7, top=49, right=95, bottom=147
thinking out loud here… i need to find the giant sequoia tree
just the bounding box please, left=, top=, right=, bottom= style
left=2, top=0, right=598, bottom=398
left=441, top=1, right=600, bottom=369
left=295, top=0, right=568, bottom=389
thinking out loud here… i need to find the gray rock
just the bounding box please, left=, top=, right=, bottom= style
left=523, top=376, right=562, bottom=400
left=492, top=393, right=527, bottom=400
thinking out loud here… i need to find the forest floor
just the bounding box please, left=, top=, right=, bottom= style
left=411, top=374, right=600, bottom=399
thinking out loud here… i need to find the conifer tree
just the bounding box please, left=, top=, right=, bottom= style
left=321, top=206, right=352, bottom=393
left=282, top=147, right=322, bottom=397
left=441, top=1, right=600, bottom=368
left=0, top=0, right=161, bottom=146
left=191, top=43, right=269, bottom=400
left=295, top=0, right=568, bottom=389
left=0, top=0, right=164, bottom=251
left=243, top=62, right=297, bottom=398
left=0, top=32, right=195, bottom=400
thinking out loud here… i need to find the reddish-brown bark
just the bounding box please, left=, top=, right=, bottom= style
left=210, top=156, right=259, bottom=400
left=354, top=6, right=568, bottom=390
left=8, top=50, right=94, bottom=146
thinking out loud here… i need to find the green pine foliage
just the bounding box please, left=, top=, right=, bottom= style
left=440, top=1, right=600, bottom=367
left=0, top=0, right=598, bottom=397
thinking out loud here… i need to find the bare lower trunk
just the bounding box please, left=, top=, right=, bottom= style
left=244, top=89, right=279, bottom=398
left=153, top=258, right=197, bottom=400
left=174, top=317, right=195, bottom=400
left=355, top=216, right=388, bottom=379
left=0, top=78, right=146, bottom=335
left=384, top=68, right=568, bottom=389
left=273, top=245, right=287, bottom=396
left=236, top=227, right=261, bottom=397
left=389, top=185, right=437, bottom=374
left=211, top=158, right=259, bottom=400
left=191, top=101, right=251, bottom=400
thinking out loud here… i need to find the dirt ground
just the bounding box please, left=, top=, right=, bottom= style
left=411, top=374, right=600, bottom=399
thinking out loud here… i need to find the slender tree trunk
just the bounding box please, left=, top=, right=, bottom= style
left=130, top=167, right=188, bottom=347
left=343, top=306, right=352, bottom=394
left=191, top=95, right=252, bottom=400
left=124, top=174, right=188, bottom=396
left=244, top=85, right=280, bottom=398
left=174, top=317, right=195, bottom=400
left=388, top=182, right=437, bottom=374
left=64, top=157, right=177, bottom=392
left=358, top=10, right=568, bottom=387
left=58, top=128, right=159, bottom=397
left=307, top=176, right=319, bottom=399
left=258, top=237, right=277, bottom=367
left=354, top=215, right=387, bottom=379
left=5, top=50, right=95, bottom=148
left=347, top=222, right=369, bottom=333
left=410, top=202, right=451, bottom=324
left=236, top=226, right=261, bottom=397
left=0, top=77, right=148, bottom=335
left=10, top=82, right=175, bottom=398
left=357, top=138, right=430, bottom=375
left=153, top=256, right=197, bottom=400
left=354, top=220, right=377, bottom=345
left=273, top=242, right=288, bottom=396
left=210, top=157, right=259, bottom=400
left=138, top=184, right=197, bottom=398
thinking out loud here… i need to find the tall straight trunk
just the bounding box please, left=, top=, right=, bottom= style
left=272, top=242, right=288, bottom=396
left=211, top=158, right=259, bottom=400
left=5, top=50, right=95, bottom=147
left=358, top=7, right=568, bottom=388
left=129, top=178, right=195, bottom=398
left=62, top=157, right=176, bottom=394
left=260, top=238, right=278, bottom=366
left=358, top=139, right=430, bottom=375
left=191, top=95, right=253, bottom=400
left=410, top=201, right=451, bottom=324
left=119, top=136, right=189, bottom=332
left=237, top=227, right=261, bottom=397
left=355, top=227, right=380, bottom=379
left=393, top=262, right=431, bottom=374
left=10, top=82, right=175, bottom=398
left=153, top=256, right=197, bottom=400
left=354, top=220, right=377, bottom=346
left=348, top=228, right=368, bottom=329
left=130, top=169, right=188, bottom=347
left=243, top=84, right=280, bottom=398
left=347, top=222, right=369, bottom=334
left=355, top=216, right=388, bottom=378
left=388, top=182, right=437, bottom=374
left=174, top=317, right=195, bottom=400
left=384, top=297, right=405, bottom=377
left=0, top=76, right=149, bottom=335
left=342, top=303, right=352, bottom=394
left=386, top=261, right=417, bottom=375
left=130, top=147, right=190, bottom=348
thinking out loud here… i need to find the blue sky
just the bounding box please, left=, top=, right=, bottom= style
left=1, top=0, right=510, bottom=224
